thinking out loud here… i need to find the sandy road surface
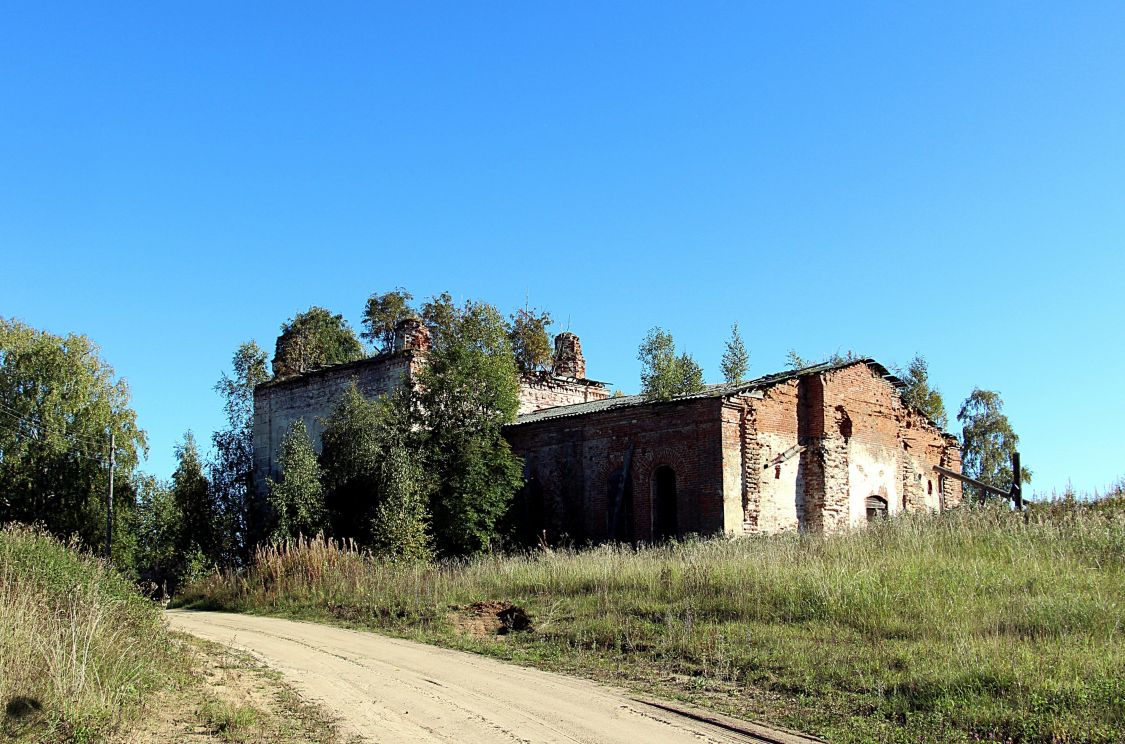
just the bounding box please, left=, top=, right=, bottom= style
left=166, top=610, right=821, bottom=744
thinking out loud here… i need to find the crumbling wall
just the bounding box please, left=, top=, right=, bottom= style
left=726, top=362, right=962, bottom=536
left=818, top=364, right=957, bottom=526
left=742, top=382, right=805, bottom=533
left=517, top=373, right=610, bottom=415
left=252, top=353, right=418, bottom=487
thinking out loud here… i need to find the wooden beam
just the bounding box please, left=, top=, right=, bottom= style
left=932, top=465, right=1013, bottom=500
left=763, top=444, right=806, bottom=470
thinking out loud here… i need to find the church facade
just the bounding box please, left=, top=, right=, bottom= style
left=252, top=320, right=961, bottom=543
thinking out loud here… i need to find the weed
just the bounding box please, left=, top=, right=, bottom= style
left=177, top=495, right=1125, bottom=743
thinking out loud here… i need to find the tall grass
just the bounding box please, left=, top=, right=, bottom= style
left=179, top=497, right=1125, bottom=743
left=0, top=524, right=175, bottom=742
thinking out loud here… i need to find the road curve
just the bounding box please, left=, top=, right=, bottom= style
left=166, top=610, right=821, bottom=744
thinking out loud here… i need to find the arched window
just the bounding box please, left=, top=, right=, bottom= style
left=653, top=466, right=678, bottom=541
left=865, top=495, right=888, bottom=521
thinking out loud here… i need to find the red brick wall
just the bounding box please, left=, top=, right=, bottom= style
left=506, top=361, right=963, bottom=544
left=505, top=397, right=727, bottom=543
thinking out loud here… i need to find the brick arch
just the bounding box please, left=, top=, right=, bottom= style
left=632, top=445, right=689, bottom=486
left=630, top=445, right=690, bottom=541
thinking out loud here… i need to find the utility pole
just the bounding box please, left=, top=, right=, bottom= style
left=106, top=432, right=115, bottom=563
left=1010, top=451, right=1022, bottom=511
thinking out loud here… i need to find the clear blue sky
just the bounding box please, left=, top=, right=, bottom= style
left=2, top=3, right=1122, bottom=497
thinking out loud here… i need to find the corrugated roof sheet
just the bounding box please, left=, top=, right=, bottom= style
left=511, top=358, right=902, bottom=426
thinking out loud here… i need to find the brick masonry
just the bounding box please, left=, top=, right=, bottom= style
left=509, top=361, right=961, bottom=541
left=252, top=328, right=611, bottom=490
left=253, top=330, right=962, bottom=541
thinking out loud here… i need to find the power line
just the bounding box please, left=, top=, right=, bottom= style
left=0, top=401, right=119, bottom=450
left=0, top=417, right=111, bottom=465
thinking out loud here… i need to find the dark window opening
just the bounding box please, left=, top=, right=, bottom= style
left=866, top=495, right=888, bottom=521
left=607, top=467, right=634, bottom=542
left=653, top=466, right=678, bottom=541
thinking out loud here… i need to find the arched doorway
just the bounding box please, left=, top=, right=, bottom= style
left=866, top=495, right=888, bottom=521
left=653, top=466, right=678, bottom=541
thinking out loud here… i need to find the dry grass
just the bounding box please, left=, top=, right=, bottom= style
left=179, top=491, right=1125, bottom=743
left=0, top=524, right=175, bottom=743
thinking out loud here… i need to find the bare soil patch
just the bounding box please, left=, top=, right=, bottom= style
left=447, top=600, right=532, bottom=637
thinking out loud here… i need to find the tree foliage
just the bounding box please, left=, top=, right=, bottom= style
left=638, top=327, right=706, bottom=401
left=211, top=341, right=269, bottom=563
left=509, top=306, right=553, bottom=374
left=171, top=432, right=215, bottom=565
left=0, top=318, right=146, bottom=551
left=272, top=306, right=364, bottom=379
left=320, top=383, right=434, bottom=555
left=369, top=444, right=432, bottom=562
left=418, top=300, right=523, bottom=555
left=721, top=323, right=749, bottom=384
left=786, top=349, right=862, bottom=370
left=898, top=355, right=948, bottom=429
left=361, top=288, right=416, bottom=353
left=319, top=384, right=387, bottom=542
left=958, top=389, right=1031, bottom=497
left=267, top=420, right=328, bottom=541
left=134, top=474, right=183, bottom=591
left=785, top=349, right=809, bottom=369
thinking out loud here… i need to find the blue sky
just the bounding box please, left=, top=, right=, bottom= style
left=2, top=2, right=1122, bottom=496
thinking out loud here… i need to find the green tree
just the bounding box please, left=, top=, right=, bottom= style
left=267, top=420, right=328, bottom=541
left=361, top=288, right=416, bottom=353
left=721, top=323, right=749, bottom=384
left=171, top=432, right=216, bottom=565
left=320, top=383, right=432, bottom=552
left=0, top=318, right=146, bottom=551
left=785, top=349, right=809, bottom=369
left=134, top=474, right=183, bottom=592
left=958, top=389, right=1031, bottom=498
left=421, top=291, right=456, bottom=343
left=319, top=383, right=387, bottom=542
left=898, top=354, right=948, bottom=429
left=786, top=348, right=861, bottom=370
left=211, top=340, right=270, bottom=563
left=272, top=306, right=364, bottom=379
left=509, top=306, right=553, bottom=373
left=418, top=300, right=523, bottom=555
left=370, top=444, right=432, bottom=562
left=638, top=327, right=706, bottom=400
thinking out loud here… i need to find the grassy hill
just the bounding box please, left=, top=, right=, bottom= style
left=179, top=491, right=1125, bottom=743
left=0, top=524, right=176, bottom=742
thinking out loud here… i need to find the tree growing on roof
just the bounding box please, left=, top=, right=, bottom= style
left=272, top=306, right=364, bottom=379
left=508, top=306, right=553, bottom=373
left=721, top=322, right=749, bottom=384
left=361, top=288, right=416, bottom=353
left=638, top=327, right=706, bottom=401
left=898, top=354, right=948, bottom=429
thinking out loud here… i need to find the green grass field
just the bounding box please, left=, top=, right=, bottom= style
left=0, top=524, right=176, bottom=742
left=178, top=493, right=1125, bottom=743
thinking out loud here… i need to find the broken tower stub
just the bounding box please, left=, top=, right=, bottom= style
left=552, top=332, right=585, bottom=378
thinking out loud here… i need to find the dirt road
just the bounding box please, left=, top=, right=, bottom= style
left=166, top=610, right=821, bottom=744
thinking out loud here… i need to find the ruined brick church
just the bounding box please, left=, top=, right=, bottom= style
left=253, top=319, right=962, bottom=543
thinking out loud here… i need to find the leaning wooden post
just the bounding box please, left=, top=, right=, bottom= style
left=1010, top=451, right=1022, bottom=511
